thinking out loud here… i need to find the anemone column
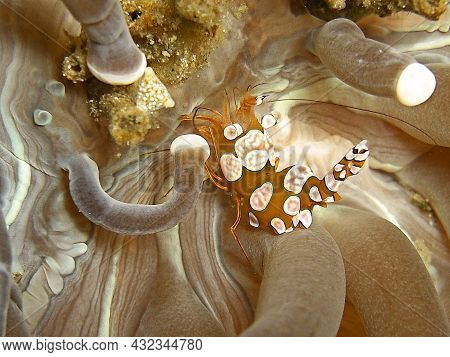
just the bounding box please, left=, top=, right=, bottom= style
left=61, top=0, right=147, bottom=85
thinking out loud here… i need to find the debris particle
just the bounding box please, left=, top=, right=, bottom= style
left=137, top=67, right=175, bottom=112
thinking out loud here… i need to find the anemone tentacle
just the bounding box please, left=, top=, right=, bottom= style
left=63, top=135, right=210, bottom=235
left=61, top=0, right=147, bottom=85
left=306, top=18, right=436, bottom=106
left=241, top=227, right=346, bottom=336
left=317, top=206, right=449, bottom=336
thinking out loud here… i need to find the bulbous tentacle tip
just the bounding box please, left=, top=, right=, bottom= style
left=62, top=0, right=148, bottom=85
left=396, top=63, right=436, bottom=106
left=87, top=42, right=147, bottom=85
left=307, top=18, right=437, bottom=107
left=170, top=134, right=211, bottom=161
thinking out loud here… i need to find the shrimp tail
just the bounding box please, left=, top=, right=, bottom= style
left=320, top=140, right=370, bottom=203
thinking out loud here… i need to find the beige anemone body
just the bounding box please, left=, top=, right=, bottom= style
left=0, top=0, right=449, bottom=336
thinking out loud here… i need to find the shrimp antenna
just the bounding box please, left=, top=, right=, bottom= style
left=139, top=148, right=171, bottom=158
left=232, top=87, right=239, bottom=112
left=266, top=97, right=437, bottom=145
left=224, top=89, right=234, bottom=118
left=247, top=82, right=270, bottom=92
left=191, top=106, right=206, bottom=132
left=192, top=106, right=224, bottom=121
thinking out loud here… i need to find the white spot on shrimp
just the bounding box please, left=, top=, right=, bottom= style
left=243, top=150, right=269, bottom=171
left=296, top=210, right=313, bottom=228
left=324, top=172, right=340, bottom=192
left=355, top=151, right=370, bottom=162
left=260, top=114, right=277, bottom=129
left=220, top=153, right=243, bottom=182
left=309, top=186, right=322, bottom=202
left=345, top=140, right=369, bottom=162
left=271, top=217, right=286, bottom=234
left=345, top=151, right=356, bottom=160
left=250, top=182, right=273, bottom=211
left=235, top=130, right=272, bottom=171
left=284, top=164, right=313, bottom=194
left=355, top=140, right=368, bottom=151
left=350, top=165, right=361, bottom=175
left=334, top=163, right=345, bottom=172
left=283, top=196, right=301, bottom=216
left=292, top=214, right=300, bottom=227
left=248, top=212, right=259, bottom=228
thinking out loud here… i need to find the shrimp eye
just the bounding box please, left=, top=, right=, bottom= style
left=352, top=148, right=358, bottom=154
left=256, top=95, right=269, bottom=105
left=359, top=149, right=368, bottom=154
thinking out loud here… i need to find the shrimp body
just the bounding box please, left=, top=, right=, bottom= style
left=186, top=92, right=369, bottom=235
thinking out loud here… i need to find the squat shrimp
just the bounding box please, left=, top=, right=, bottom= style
left=182, top=89, right=369, bottom=257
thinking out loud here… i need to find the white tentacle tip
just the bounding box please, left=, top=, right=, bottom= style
left=87, top=51, right=147, bottom=86
left=396, top=63, right=436, bottom=106
left=170, top=134, right=211, bottom=159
